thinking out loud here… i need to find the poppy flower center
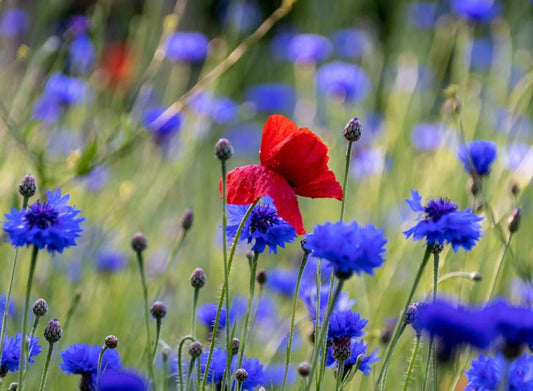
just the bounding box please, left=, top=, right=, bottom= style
left=24, top=202, right=59, bottom=229
left=424, top=198, right=457, bottom=222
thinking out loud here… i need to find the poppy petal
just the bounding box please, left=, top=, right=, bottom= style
left=223, top=165, right=305, bottom=235
left=259, top=115, right=342, bottom=200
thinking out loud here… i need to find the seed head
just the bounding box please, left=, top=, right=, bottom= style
left=131, top=232, right=147, bottom=252
left=232, top=338, right=240, bottom=356
left=18, top=174, right=36, bottom=198
left=150, top=301, right=167, bottom=320
left=32, top=298, right=48, bottom=317
left=44, top=319, right=62, bottom=344
left=190, top=268, right=206, bottom=289
left=256, top=269, right=267, bottom=285
left=343, top=117, right=362, bottom=142
left=215, top=138, right=233, bottom=161
left=298, top=362, right=310, bottom=377
left=104, top=335, right=119, bottom=349
left=180, top=208, right=194, bottom=231
left=235, top=368, right=248, bottom=383
left=188, top=341, right=203, bottom=358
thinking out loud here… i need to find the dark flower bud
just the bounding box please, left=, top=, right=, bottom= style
left=298, top=362, right=310, bottom=377
left=215, top=138, right=233, bottom=161
left=334, top=269, right=354, bottom=280
left=405, top=302, right=426, bottom=325
left=246, top=250, right=254, bottom=263
left=300, top=238, right=311, bottom=254
left=332, top=338, right=351, bottom=362
left=510, top=181, right=520, bottom=197
left=18, top=174, right=36, bottom=198
left=8, top=383, right=17, bottom=391
left=190, top=268, right=206, bottom=289
left=188, top=341, right=203, bottom=358
left=44, top=319, right=62, bottom=344
left=150, top=301, right=167, bottom=320
left=380, top=318, right=396, bottom=345
left=181, top=208, right=194, bottom=231
left=232, top=338, right=240, bottom=356
left=105, top=335, right=119, bottom=349
left=343, top=117, right=362, bottom=142
left=32, top=298, right=48, bottom=317
left=235, top=368, right=248, bottom=383
left=131, top=232, right=147, bottom=252
left=469, top=272, right=483, bottom=281
left=430, top=243, right=444, bottom=255
left=468, top=175, right=483, bottom=196
left=508, top=208, right=521, bottom=233
left=256, top=269, right=267, bottom=285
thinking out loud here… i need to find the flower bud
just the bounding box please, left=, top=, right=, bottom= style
left=181, top=208, right=194, bottom=231
left=32, top=298, right=48, bottom=317
left=256, top=269, right=267, bottom=285
left=131, top=232, right=147, bottom=252
left=508, top=208, right=521, bottom=233
left=150, top=301, right=167, bottom=320
left=215, top=138, right=233, bottom=161
left=8, top=383, right=17, bottom=391
left=18, top=174, right=36, bottom=198
left=235, top=368, right=248, bottom=383
left=232, top=338, right=240, bottom=356
left=469, top=272, right=483, bottom=281
left=44, top=319, right=62, bottom=344
left=343, top=117, right=362, bottom=142
left=188, top=341, right=203, bottom=358
left=190, top=268, right=206, bottom=289
left=298, top=362, right=310, bottom=377
left=105, top=335, right=119, bottom=349
left=332, top=338, right=351, bottom=362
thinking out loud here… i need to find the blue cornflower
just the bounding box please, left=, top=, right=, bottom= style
left=83, top=165, right=111, bottom=193
left=265, top=268, right=297, bottom=297
left=0, top=333, right=41, bottom=376
left=95, top=249, right=127, bottom=274
left=60, top=343, right=121, bottom=388
left=415, top=300, right=495, bottom=361
left=142, top=107, right=183, bottom=141
left=458, top=140, right=497, bottom=176
left=332, top=29, right=370, bottom=59
left=466, top=353, right=533, bottom=390
left=326, top=338, right=379, bottom=376
left=164, top=32, right=209, bottom=62
left=200, top=348, right=264, bottom=390
left=304, top=221, right=387, bottom=279
left=0, top=8, right=29, bottom=37
left=316, top=62, right=371, bottom=102
left=98, top=369, right=148, bottom=391
left=350, top=148, right=390, bottom=179
left=449, top=0, right=500, bottom=22
left=504, top=143, right=533, bottom=172
left=407, top=2, right=441, bottom=29
left=484, top=300, right=533, bottom=349
left=403, top=190, right=483, bottom=252
left=211, top=97, right=239, bottom=124
left=245, top=83, right=297, bottom=115
left=287, top=34, right=332, bottom=64
left=197, top=304, right=229, bottom=330
left=328, top=310, right=367, bottom=341
left=411, top=123, right=444, bottom=151
left=3, top=190, right=84, bottom=254
left=226, top=197, right=297, bottom=255
left=0, top=294, right=15, bottom=318
left=223, top=123, right=262, bottom=157
left=300, top=285, right=355, bottom=321
left=264, top=363, right=297, bottom=387
left=69, top=33, right=95, bottom=75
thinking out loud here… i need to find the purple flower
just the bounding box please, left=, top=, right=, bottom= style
left=332, top=29, right=371, bottom=59
left=466, top=353, right=533, bottom=390
left=69, top=34, right=95, bottom=74
left=328, top=310, right=368, bottom=341
left=288, top=34, right=332, bottom=64
left=1, top=333, right=41, bottom=375
left=212, top=97, right=238, bottom=124
left=95, top=249, right=127, bottom=274
left=245, top=83, right=297, bottom=115
left=0, top=8, right=28, bottom=37
left=411, top=123, right=444, bottom=151
left=304, top=221, right=387, bottom=279
left=458, top=140, right=497, bottom=176
left=449, top=0, right=500, bottom=22
left=316, top=62, right=371, bottom=102
left=403, top=190, right=483, bottom=252
left=164, top=32, right=209, bottom=62
left=98, top=369, right=148, bottom=391
left=3, top=190, right=84, bottom=254
left=142, top=107, right=183, bottom=141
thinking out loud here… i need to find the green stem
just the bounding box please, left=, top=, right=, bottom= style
left=96, top=346, right=108, bottom=387
left=402, top=336, right=421, bottom=391
left=236, top=251, right=259, bottom=370
left=136, top=250, right=156, bottom=385
left=317, top=273, right=336, bottom=390
left=200, top=200, right=258, bottom=391
left=335, top=362, right=345, bottom=391
left=423, top=338, right=433, bottom=391
left=0, top=248, right=20, bottom=362
left=177, top=336, right=195, bottom=391
left=37, top=342, right=53, bottom=391
left=154, top=229, right=188, bottom=298
left=17, top=244, right=39, bottom=391
left=59, top=289, right=82, bottom=345
left=431, top=252, right=439, bottom=391
left=485, top=233, right=513, bottom=301
left=340, top=141, right=353, bottom=221
left=152, top=318, right=162, bottom=364
left=191, top=288, right=199, bottom=339
left=185, top=357, right=196, bottom=391
left=162, top=349, right=169, bottom=391
left=306, top=279, right=344, bottom=391
left=221, top=159, right=232, bottom=391
left=281, top=251, right=309, bottom=390
left=374, top=245, right=432, bottom=391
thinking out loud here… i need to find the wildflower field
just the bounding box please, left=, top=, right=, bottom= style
left=0, top=0, right=531, bottom=390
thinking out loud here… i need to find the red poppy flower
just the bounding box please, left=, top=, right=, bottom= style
left=222, top=114, right=343, bottom=235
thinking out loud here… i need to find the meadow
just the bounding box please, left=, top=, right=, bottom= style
left=0, top=0, right=531, bottom=390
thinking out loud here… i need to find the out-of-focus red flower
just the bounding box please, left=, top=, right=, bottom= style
left=222, top=114, right=343, bottom=235
left=99, top=42, right=135, bottom=88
